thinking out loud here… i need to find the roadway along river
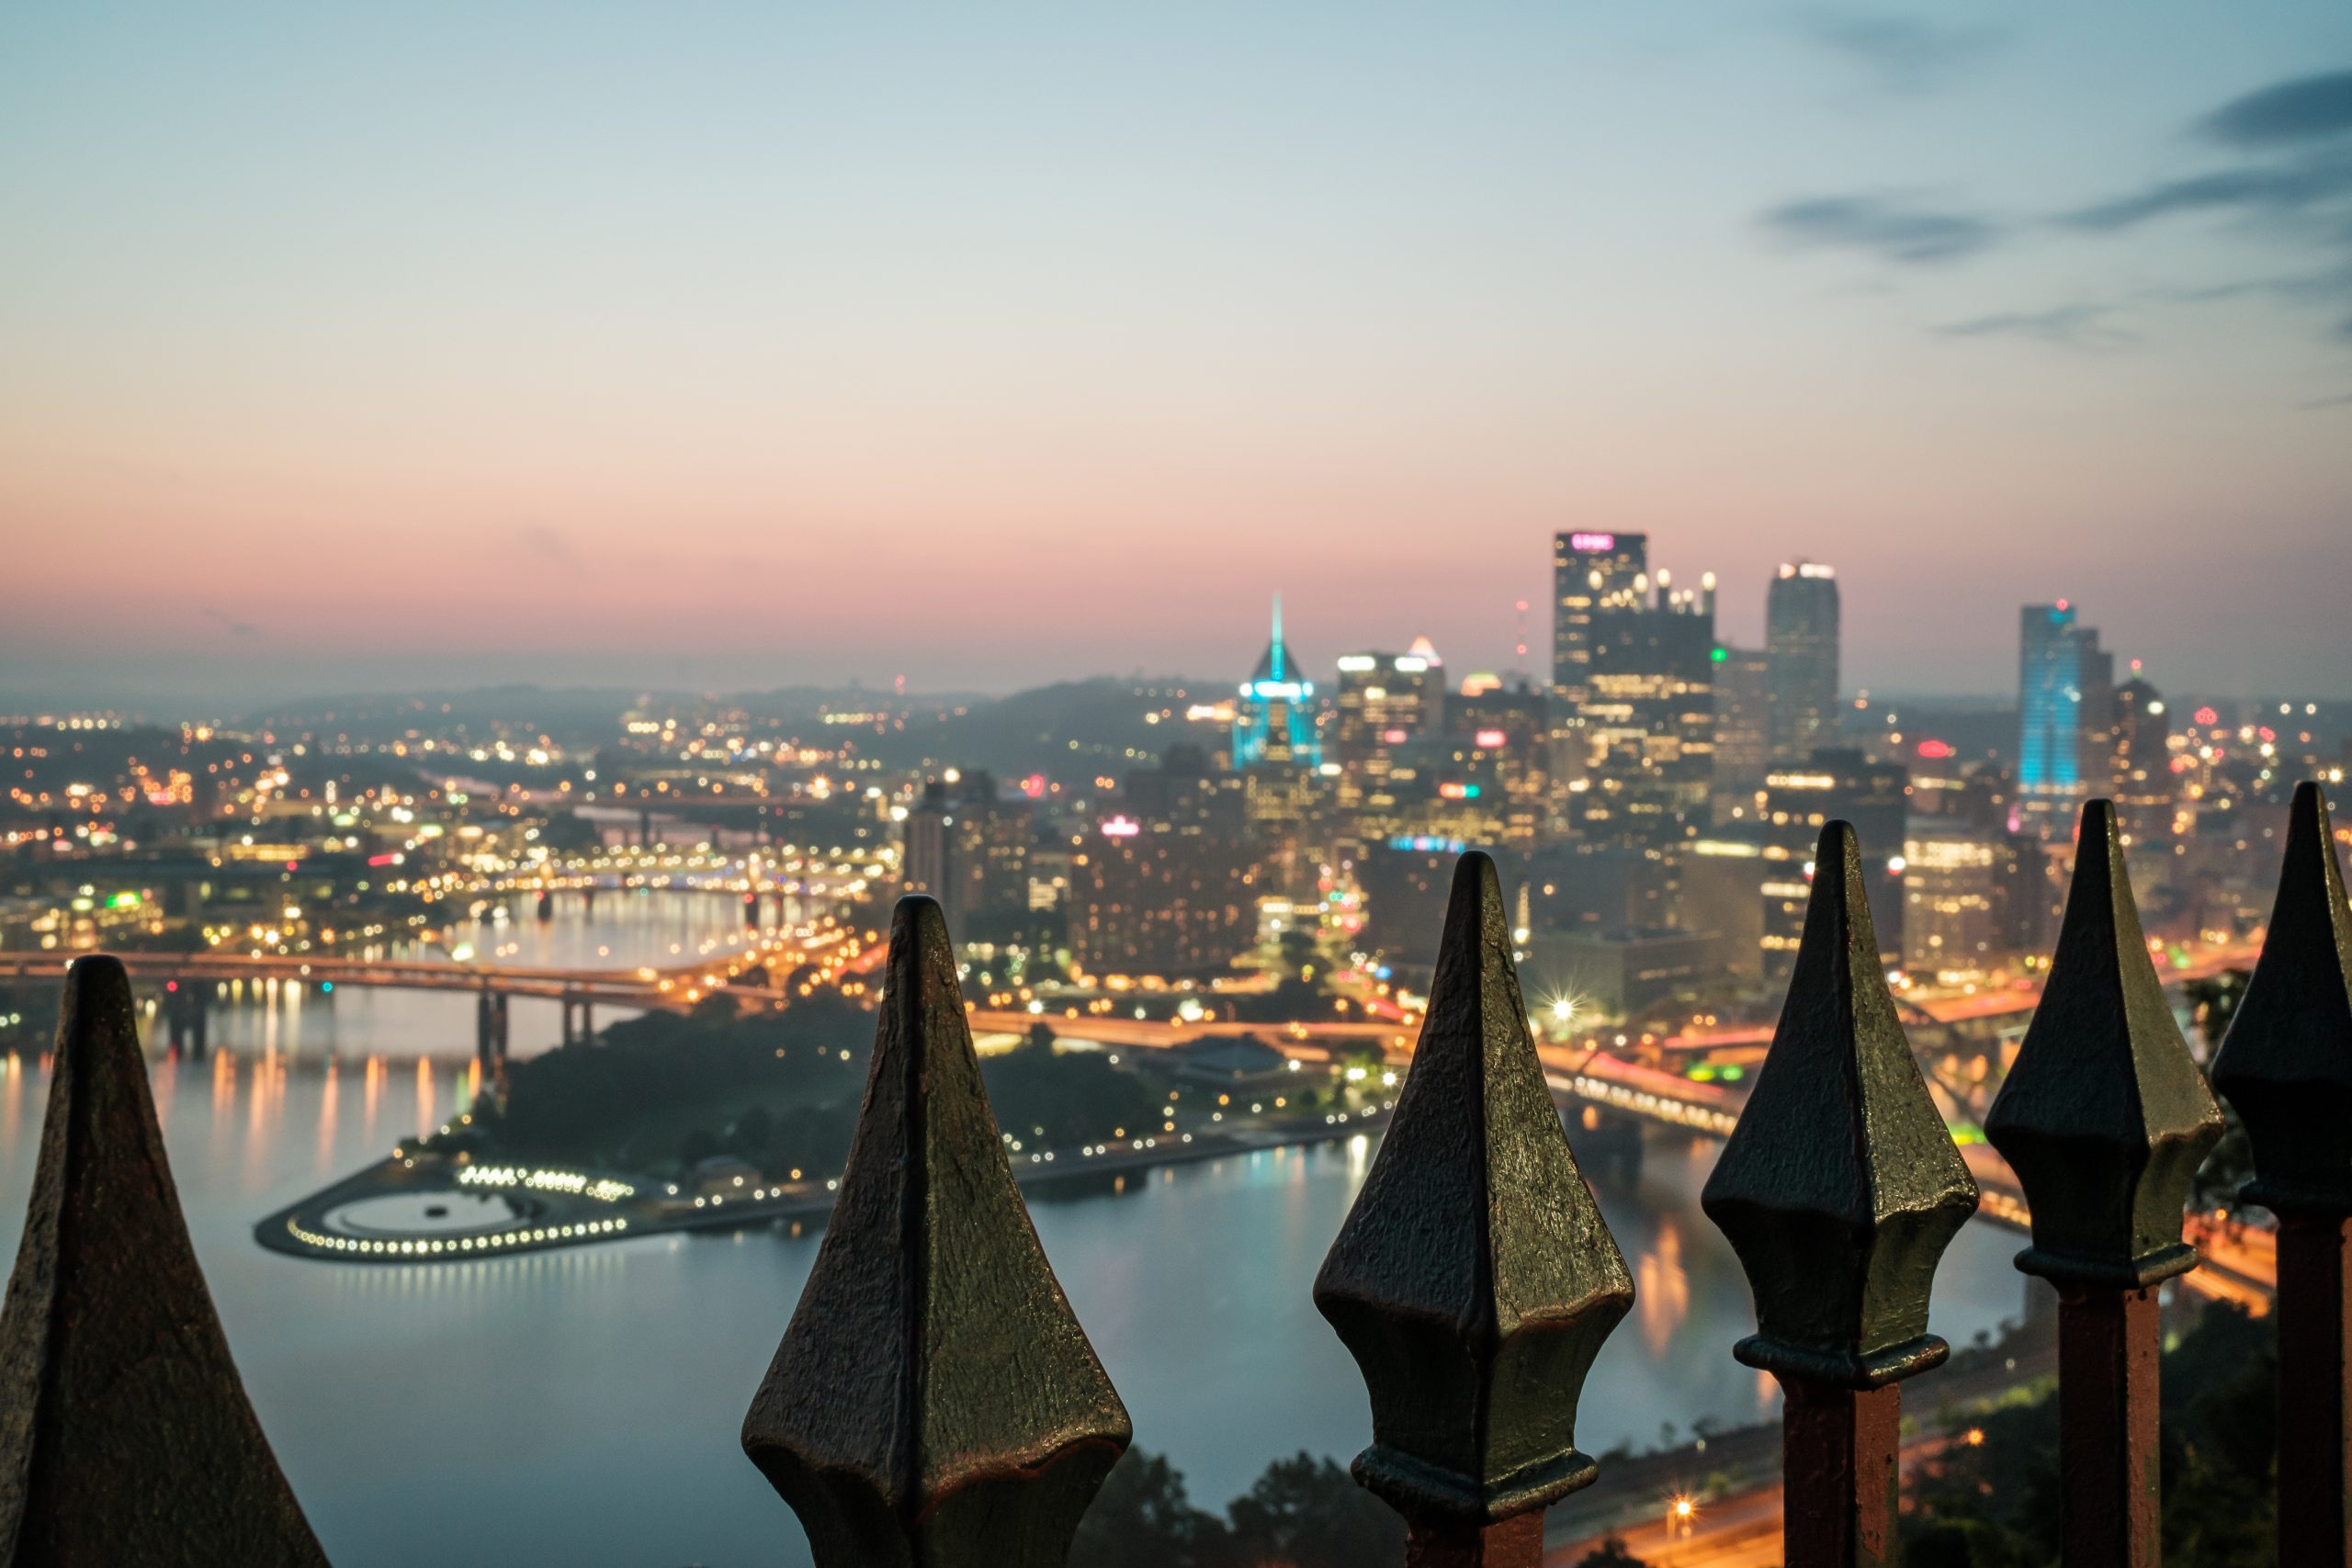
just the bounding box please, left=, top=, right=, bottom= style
left=0, top=893, right=2036, bottom=1568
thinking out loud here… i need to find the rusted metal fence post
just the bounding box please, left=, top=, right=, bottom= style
left=1984, top=800, right=2223, bottom=1568
left=1702, top=822, right=1981, bottom=1568
left=741, top=896, right=1132, bottom=1568
left=0, top=955, right=332, bottom=1567
left=1315, top=852, right=1635, bottom=1568
left=2212, top=780, right=2352, bottom=1567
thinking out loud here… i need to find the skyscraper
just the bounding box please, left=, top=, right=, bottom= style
left=1232, top=595, right=1320, bottom=770
left=2109, top=669, right=2179, bottom=847
left=1331, top=647, right=1443, bottom=819
left=2016, top=602, right=2114, bottom=831
left=1759, top=748, right=1907, bottom=964
left=1552, top=532, right=1648, bottom=700
left=1572, top=577, right=1717, bottom=845
left=1766, top=561, right=1839, bottom=761
left=1711, top=645, right=1773, bottom=792
left=899, top=772, right=1034, bottom=932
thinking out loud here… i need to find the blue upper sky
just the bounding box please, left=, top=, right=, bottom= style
left=2, top=3, right=2347, bottom=706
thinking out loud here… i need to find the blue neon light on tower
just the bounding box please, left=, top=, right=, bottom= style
left=1233, top=593, right=1320, bottom=769
left=2017, top=601, right=2111, bottom=829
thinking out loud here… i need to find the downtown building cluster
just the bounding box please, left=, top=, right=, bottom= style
left=896, top=534, right=2340, bottom=1032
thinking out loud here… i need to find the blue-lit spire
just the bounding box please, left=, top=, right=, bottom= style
left=1234, top=592, right=1320, bottom=770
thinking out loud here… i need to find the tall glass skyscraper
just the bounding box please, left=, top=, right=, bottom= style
left=1232, top=595, right=1320, bottom=770
left=2017, top=602, right=2113, bottom=830
left=1552, top=531, right=1648, bottom=700
left=1766, top=561, right=1839, bottom=760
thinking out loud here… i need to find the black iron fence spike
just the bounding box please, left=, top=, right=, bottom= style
left=1702, top=819, right=1979, bottom=1388
left=2213, top=780, right=2352, bottom=1215
left=1701, top=822, right=1977, bottom=1568
left=1984, top=798, right=2223, bottom=1568
left=0, top=954, right=332, bottom=1568
left=740, top=895, right=1131, bottom=1568
left=1985, top=798, right=2223, bottom=1288
left=1314, top=851, right=1633, bottom=1564
left=2213, top=780, right=2352, bottom=1567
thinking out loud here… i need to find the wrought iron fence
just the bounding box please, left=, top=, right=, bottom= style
left=0, top=784, right=2346, bottom=1568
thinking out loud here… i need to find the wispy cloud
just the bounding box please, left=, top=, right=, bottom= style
left=201, top=608, right=259, bottom=637
left=1794, top=11, right=2005, bottom=94
left=2052, top=70, right=2352, bottom=344
left=2062, top=157, right=2352, bottom=231
left=1759, top=194, right=2002, bottom=264
left=1937, top=303, right=2134, bottom=350
left=2200, top=71, right=2352, bottom=149
left=2299, top=389, right=2352, bottom=409
left=1760, top=68, right=2352, bottom=351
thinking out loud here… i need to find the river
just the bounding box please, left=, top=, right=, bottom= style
left=0, top=892, right=2035, bottom=1567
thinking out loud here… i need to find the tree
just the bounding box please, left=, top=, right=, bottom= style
left=1069, top=1450, right=1234, bottom=1568
left=1570, top=1539, right=1650, bottom=1568
left=1223, top=1453, right=1403, bottom=1568
left=1906, top=1519, right=2018, bottom=1568
left=1899, top=1304, right=2277, bottom=1564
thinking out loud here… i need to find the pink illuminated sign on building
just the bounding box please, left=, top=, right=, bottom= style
left=1566, top=533, right=1617, bottom=552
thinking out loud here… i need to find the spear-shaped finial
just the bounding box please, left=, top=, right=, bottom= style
left=741, top=897, right=1131, bottom=1568
left=1985, top=799, right=2223, bottom=1287
left=0, top=956, right=332, bottom=1567
left=2213, top=781, right=2352, bottom=1568
left=2213, top=781, right=2352, bottom=1214
left=1315, top=852, right=1633, bottom=1540
left=1703, top=822, right=1979, bottom=1387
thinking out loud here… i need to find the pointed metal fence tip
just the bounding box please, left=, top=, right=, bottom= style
left=1985, top=799, right=2223, bottom=1287
left=1315, top=850, right=1634, bottom=1527
left=2213, top=781, right=2352, bottom=1215
left=741, top=895, right=1130, bottom=1568
left=1702, top=823, right=1977, bottom=1388
left=0, top=955, right=332, bottom=1568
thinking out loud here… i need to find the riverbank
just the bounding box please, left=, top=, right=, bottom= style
left=254, top=1110, right=1395, bottom=1264
left=1545, top=1308, right=2066, bottom=1561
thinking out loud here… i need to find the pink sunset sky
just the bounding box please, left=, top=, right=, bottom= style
left=3, top=5, right=2348, bottom=710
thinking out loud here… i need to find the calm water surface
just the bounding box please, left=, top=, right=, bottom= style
left=0, top=894, right=2033, bottom=1567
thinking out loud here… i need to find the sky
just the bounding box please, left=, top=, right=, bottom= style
left=3, top=3, right=2350, bottom=713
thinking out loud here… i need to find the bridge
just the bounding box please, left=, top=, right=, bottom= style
left=0, top=917, right=885, bottom=1059
left=964, top=1005, right=2272, bottom=1308
left=0, top=936, right=2273, bottom=1309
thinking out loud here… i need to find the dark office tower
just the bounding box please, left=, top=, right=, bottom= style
left=1552, top=531, right=1648, bottom=700
left=1445, top=677, right=1552, bottom=851
left=2016, top=602, right=2115, bottom=833
left=1712, top=646, right=1773, bottom=793
left=2109, top=670, right=2178, bottom=848
left=1766, top=561, right=1839, bottom=761
left=1761, top=748, right=1909, bottom=965
left=1073, top=751, right=1265, bottom=979
left=1576, top=585, right=1717, bottom=846
left=899, top=773, right=1033, bottom=932
left=901, top=786, right=951, bottom=900
left=1331, top=649, right=1444, bottom=818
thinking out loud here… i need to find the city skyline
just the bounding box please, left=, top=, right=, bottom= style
left=7, top=12, right=2350, bottom=1566
left=5, top=6, right=2350, bottom=708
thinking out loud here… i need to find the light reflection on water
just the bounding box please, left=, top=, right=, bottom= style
left=1636, top=1217, right=1690, bottom=1359
left=0, top=895, right=2037, bottom=1567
